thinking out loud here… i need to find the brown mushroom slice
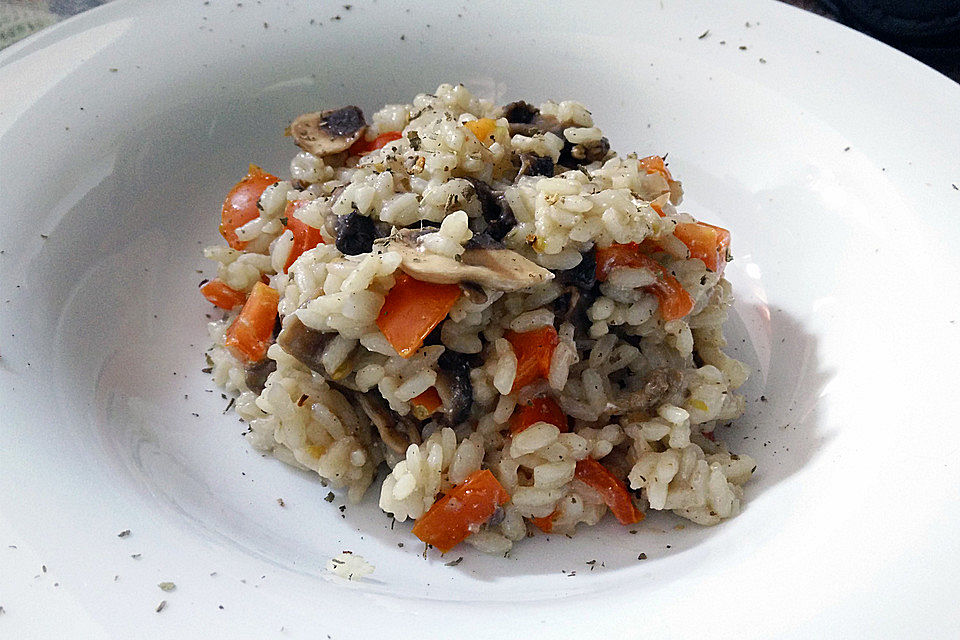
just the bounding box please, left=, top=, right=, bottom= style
left=276, top=315, right=333, bottom=373
left=613, top=368, right=683, bottom=415
left=382, top=229, right=553, bottom=292
left=355, top=392, right=421, bottom=455
left=289, top=106, right=367, bottom=157
left=244, top=358, right=277, bottom=393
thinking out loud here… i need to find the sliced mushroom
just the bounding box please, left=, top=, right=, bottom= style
left=463, top=231, right=504, bottom=251
left=244, top=358, right=277, bottom=393
left=553, top=285, right=581, bottom=324
left=355, top=392, right=421, bottom=455
left=436, top=350, right=474, bottom=426
left=289, top=106, right=366, bottom=157
left=501, top=100, right=539, bottom=124
left=379, top=228, right=553, bottom=292
left=558, top=249, right=596, bottom=290
left=503, top=109, right=563, bottom=138
left=335, top=211, right=378, bottom=255
left=613, top=368, right=683, bottom=414
left=458, top=282, right=488, bottom=305
left=558, top=134, right=611, bottom=168
left=517, top=153, right=555, bottom=178
left=464, top=177, right=516, bottom=241
left=276, top=315, right=333, bottom=373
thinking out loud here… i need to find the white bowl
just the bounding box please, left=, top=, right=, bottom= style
left=2, top=1, right=959, bottom=637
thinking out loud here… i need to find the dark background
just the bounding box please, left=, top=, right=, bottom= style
left=1, top=1, right=958, bottom=82
left=785, top=0, right=960, bottom=81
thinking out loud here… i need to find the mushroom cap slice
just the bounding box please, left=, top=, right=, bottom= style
left=276, top=314, right=331, bottom=372
left=381, top=229, right=553, bottom=292
left=355, top=392, right=421, bottom=455
left=289, top=106, right=367, bottom=157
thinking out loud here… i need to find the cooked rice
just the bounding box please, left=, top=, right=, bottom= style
left=202, top=83, right=754, bottom=553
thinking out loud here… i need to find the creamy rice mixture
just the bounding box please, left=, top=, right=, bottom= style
left=200, top=84, right=754, bottom=554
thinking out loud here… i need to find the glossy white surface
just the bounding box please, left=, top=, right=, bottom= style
left=1, top=1, right=959, bottom=637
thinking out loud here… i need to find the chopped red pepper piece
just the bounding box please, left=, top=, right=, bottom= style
left=575, top=458, right=644, bottom=525
left=594, top=243, right=694, bottom=321
left=509, top=395, right=568, bottom=435
left=376, top=272, right=461, bottom=358
left=282, top=200, right=325, bottom=272
left=529, top=508, right=560, bottom=534
left=349, top=131, right=403, bottom=155
left=224, top=282, right=279, bottom=364
left=504, top=326, right=558, bottom=393
left=411, top=469, right=510, bottom=553
left=647, top=200, right=732, bottom=274
left=200, top=278, right=247, bottom=310
left=410, top=387, right=443, bottom=417
left=638, top=155, right=673, bottom=181
left=220, top=164, right=279, bottom=250
left=672, top=222, right=731, bottom=274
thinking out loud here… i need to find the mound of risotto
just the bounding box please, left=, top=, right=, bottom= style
left=200, top=84, right=755, bottom=554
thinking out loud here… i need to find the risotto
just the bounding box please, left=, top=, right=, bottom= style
left=200, top=84, right=754, bottom=555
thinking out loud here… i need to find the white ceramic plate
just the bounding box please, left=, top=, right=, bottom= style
left=2, top=1, right=959, bottom=637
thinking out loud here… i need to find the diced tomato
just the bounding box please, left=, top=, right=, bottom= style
left=376, top=272, right=461, bottom=358
left=411, top=469, right=510, bottom=553
left=574, top=458, right=644, bottom=525
left=200, top=278, right=247, bottom=310
left=594, top=244, right=694, bottom=321
left=224, top=282, right=279, bottom=363
left=504, top=326, right=559, bottom=393
left=509, top=395, right=568, bottom=435
left=220, top=165, right=279, bottom=250
left=349, top=131, right=403, bottom=155
left=282, top=200, right=325, bottom=272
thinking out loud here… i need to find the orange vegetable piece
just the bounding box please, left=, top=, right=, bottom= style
left=224, top=282, right=279, bottom=364
left=638, top=155, right=673, bottom=182
left=644, top=199, right=732, bottom=274
left=574, top=458, right=644, bottom=525
left=595, top=243, right=645, bottom=281
left=411, top=469, right=510, bottom=553
left=594, top=244, right=694, bottom=321
left=672, top=221, right=731, bottom=274
left=464, top=118, right=497, bottom=147
left=504, top=326, right=559, bottom=393
left=200, top=278, right=247, bottom=310
left=349, top=131, right=403, bottom=155
left=529, top=508, right=560, bottom=534
left=411, top=386, right=443, bottom=417
left=220, top=164, right=279, bottom=250
left=509, top=395, right=568, bottom=435
left=376, top=272, right=461, bottom=358
left=282, top=200, right=325, bottom=272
